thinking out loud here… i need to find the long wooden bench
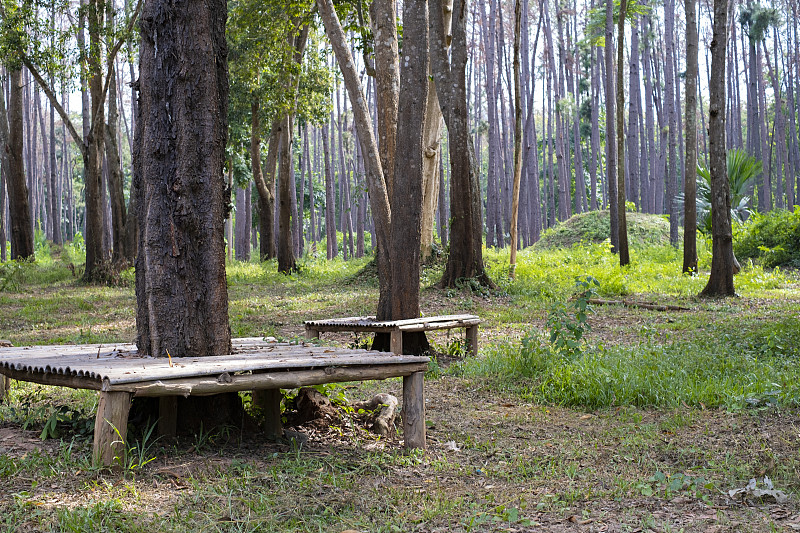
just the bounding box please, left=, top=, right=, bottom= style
left=0, top=338, right=429, bottom=466
left=304, top=314, right=481, bottom=356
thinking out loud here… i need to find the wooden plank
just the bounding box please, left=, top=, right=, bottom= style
left=396, top=319, right=482, bottom=332
left=105, top=363, right=429, bottom=396
left=402, top=371, right=426, bottom=449
left=466, top=325, right=479, bottom=357
left=0, top=367, right=102, bottom=390
left=158, top=397, right=177, bottom=438
left=102, top=353, right=429, bottom=384
left=93, top=391, right=132, bottom=467
left=390, top=330, right=403, bottom=355
left=253, top=388, right=283, bottom=439
left=0, top=347, right=429, bottom=386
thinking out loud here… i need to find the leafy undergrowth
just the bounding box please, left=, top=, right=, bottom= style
left=0, top=243, right=799, bottom=531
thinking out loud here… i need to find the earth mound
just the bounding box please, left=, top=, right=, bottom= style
left=533, top=210, right=676, bottom=250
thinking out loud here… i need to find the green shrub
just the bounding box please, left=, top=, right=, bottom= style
left=734, top=207, right=800, bottom=268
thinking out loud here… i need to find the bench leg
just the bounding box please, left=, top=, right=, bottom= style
left=93, top=391, right=132, bottom=466
left=390, top=329, right=403, bottom=355
left=466, top=325, right=479, bottom=357
left=158, top=396, right=178, bottom=438
left=253, top=388, right=283, bottom=440
left=403, top=371, right=426, bottom=449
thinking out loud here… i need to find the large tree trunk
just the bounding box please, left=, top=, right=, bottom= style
left=5, top=69, right=34, bottom=260
left=136, top=0, right=232, bottom=357
left=369, top=0, right=399, bottom=202
left=701, top=0, right=735, bottom=297
left=430, top=0, right=493, bottom=288
left=683, top=0, right=699, bottom=274
left=390, top=0, right=430, bottom=354
left=83, top=0, right=107, bottom=281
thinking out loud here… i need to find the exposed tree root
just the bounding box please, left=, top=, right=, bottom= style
left=587, top=299, right=690, bottom=311
left=353, top=393, right=398, bottom=437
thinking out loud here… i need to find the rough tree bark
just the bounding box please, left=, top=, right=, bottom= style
left=5, top=68, right=34, bottom=260
left=604, top=0, right=619, bottom=252
left=391, top=0, right=430, bottom=354
left=683, top=0, right=699, bottom=274
left=277, top=24, right=310, bottom=274
left=430, top=0, right=494, bottom=288
left=509, top=0, right=523, bottom=277
left=278, top=114, right=297, bottom=273
left=105, top=44, right=128, bottom=263
left=701, top=0, right=735, bottom=297
left=321, top=124, right=337, bottom=259
left=664, top=0, right=679, bottom=246
left=616, top=0, right=630, bottom=266
left=317, top=0, right=393, bottom=315
left=135, top=0, right=232, bottom=357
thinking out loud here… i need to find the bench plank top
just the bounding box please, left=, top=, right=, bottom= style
left=0, top=337, right=429, bottom=389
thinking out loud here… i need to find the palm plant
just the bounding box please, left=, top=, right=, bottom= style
left=693, top=149, right=762, bottom=234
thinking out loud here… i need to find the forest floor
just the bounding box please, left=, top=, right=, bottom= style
left=0, top=245, right=799, bottom=532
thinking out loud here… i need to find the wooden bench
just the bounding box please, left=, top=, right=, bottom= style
left=304, top=314, right=481, bottom=357
left=0, top=338, right=429, bottom=466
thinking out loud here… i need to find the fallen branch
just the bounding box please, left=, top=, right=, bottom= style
left=587, top=299, right=690, bottom=312
left=353, top=393, right=398, bottom=437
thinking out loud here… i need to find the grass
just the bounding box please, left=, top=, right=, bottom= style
left=0, top=238, right=799, bottom=531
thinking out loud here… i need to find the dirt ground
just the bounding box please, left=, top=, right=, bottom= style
left=1, top=373, right=798, bottom=532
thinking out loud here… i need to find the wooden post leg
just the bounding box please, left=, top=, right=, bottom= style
left=403, top=371, right=426, bottom=449
left=0, top=375, right=10, bottom=402
left=158, top=396, right=178, bottom=438
left=466, top=325, right=479, bottom=357
left=93, top=391, right=132, bottom=467
left=305, top=326, right=320, bottom=340
left=253, top=388, right=283, bottom=440
left=390, top=328, right=403, bottom=355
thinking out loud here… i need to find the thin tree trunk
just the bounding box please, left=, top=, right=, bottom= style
left=616, top=0, right=630, bottom=266
left=105, top=34, right=128, bottom=263
left=664, top=0, right=679, bottom=247
left=628, top=15, right=642, bottom=211
left=5, top=69, right=34, bottom=259
left=322, top=124, right=337, bottom=259
left=509, top=0, right=523, bottom=277
left=605, top=0, right=619, bottom=252
left=430, top=0, right=494, bottom=288
left=317, top=0, right=393, bottom=313
left=278, top=114, right=296, bottom=273
left=683, top=0, right=699, bottom=274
